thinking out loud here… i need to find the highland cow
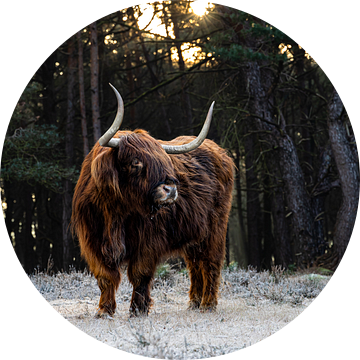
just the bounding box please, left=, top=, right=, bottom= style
left=71, top=84, right=234, bottom=317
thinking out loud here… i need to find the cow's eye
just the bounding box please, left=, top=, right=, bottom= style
left=130, top=158, right=143, bottom=173
left=132, top=158, right=140, bottom=166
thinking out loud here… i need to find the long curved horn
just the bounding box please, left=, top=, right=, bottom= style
left=98, top=83, right=124, bottom=147
left=161, top=101, right=215, bottom=154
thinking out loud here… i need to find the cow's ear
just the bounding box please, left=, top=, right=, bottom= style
left=91, top=147, right=121, bottom=196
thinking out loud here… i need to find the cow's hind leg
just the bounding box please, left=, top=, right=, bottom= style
left=199, top=223, right=227, bottom=311
left=183, top=253, right=204, bottom=309
left=183, top=229, right=226, bottom=311
left=199, top=259, right=222, bottom=311
left=184, top=252, right=222, bottom=311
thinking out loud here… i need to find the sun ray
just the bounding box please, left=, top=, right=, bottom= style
left=190, top=1, right=213, bottom=17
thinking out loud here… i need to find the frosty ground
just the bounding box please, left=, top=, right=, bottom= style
left=30, top=265, right=330, bottom=358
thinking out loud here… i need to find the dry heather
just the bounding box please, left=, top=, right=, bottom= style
left=30, top=265, right=330, bottom=358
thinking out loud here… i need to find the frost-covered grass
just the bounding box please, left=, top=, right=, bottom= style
left=30, top=266, right=330, bottom=358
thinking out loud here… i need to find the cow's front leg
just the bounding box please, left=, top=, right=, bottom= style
left=94, top=266, right=121, bottom=317
left=129, top=276, right=153, bottom=316
left=127, top=262, right=155, bottom=316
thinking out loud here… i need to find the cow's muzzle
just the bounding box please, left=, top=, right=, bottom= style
left=152, top=182, right=178, bottom=206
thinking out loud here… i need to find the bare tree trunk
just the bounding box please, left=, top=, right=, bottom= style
left=276, top=133, right=315, bottom=267
left=243, top=61, right=315, bottom=268
left=266, top=156, right=292, bottom=267
left=216, top=6, right=302, bottom=268
left=77, top=31, right=89, bottom=156
left=140, top=38, right=171, bottom=135
left=38, top=52, right=57, bottom=125
left=243, top=123, right=262, bottom=269
left=327, top=89, right=359, bottom=261
left=311, top=145, right=334, bottom=256
left=24, top=188, right=35, bottom=273
left=235, top=148, right=247, bottom=250
left=90, top=22, right=101, bottom=142
left=271, top=185, right=292, bottom=267
left=170, top=6, right=193, bottom=133
left=62, top=38, right=76, bottom=271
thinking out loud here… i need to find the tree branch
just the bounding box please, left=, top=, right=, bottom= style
left=124, top=58, right=210, bottom=108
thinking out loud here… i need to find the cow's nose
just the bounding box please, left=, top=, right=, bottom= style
left=153, top=183, right=178, bottom=205
left=161, top=184, right=178, bottom=201
left=163, top=184, right=173, bottom=195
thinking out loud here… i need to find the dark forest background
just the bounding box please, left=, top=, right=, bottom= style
left=1, top=1, right=358, bottom=274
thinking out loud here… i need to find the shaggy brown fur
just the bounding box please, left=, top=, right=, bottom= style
left=71, top=129, right=234, bottom=317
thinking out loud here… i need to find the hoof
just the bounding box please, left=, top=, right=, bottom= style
left=95, top=308, right=114, bottom=319
left=199, top=305, right=216, bottom=313
left=129, top=306, right=149, bottom=317
left=187, top=300, right=201, bottom=310
left=200, top=308, right=213, bottom=313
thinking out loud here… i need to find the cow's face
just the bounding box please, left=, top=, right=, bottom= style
left=92, top=84, right=214, bottom=214
left=115, top=130, right=178, bottom=213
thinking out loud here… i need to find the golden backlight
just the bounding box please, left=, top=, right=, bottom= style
left=191, top=1, right=213, bottom=17
left=136, top=2, right=214, bottom=63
